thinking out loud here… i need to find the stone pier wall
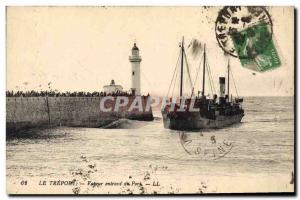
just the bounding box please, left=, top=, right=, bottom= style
left=6, top=96, right=153, bottom=133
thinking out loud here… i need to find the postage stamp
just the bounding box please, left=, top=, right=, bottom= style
left=215, top=6, right=281, bottom=72
left=231, top=23, right=281, bottom=72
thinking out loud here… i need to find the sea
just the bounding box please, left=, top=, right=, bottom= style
left=6, top=96, right=294, bottom=194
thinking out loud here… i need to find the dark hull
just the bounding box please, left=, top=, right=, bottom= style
left=161, top=111, right=244, bottom=130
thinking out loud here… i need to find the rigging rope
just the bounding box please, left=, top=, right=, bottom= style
left=205, top=58, right=216, bottom=95
left=206, top=61, right=214, bottom=96
left=166, top=43, right=220, bottom=99
left=171, top=61, right=179, bottom=97
left=183, top=50, right=194, bottom=92
left=205, top=53, right=215, bottom=94
left=230, top=68, right=239, bottom=98
left=190, top=47, right=216, bottom=97
left=166, top=50, right=181, bottom=97
left=192, top=53, right=204, bottom=93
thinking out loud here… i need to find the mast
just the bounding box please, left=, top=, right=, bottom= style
left=180, top=37, right=184, bottom=100
left=227, top=59, right=230, bottom=101
left=202, top=44, right=206, bottom=96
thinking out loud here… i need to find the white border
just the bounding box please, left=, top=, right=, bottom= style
left=0, top=1, right=298, bottom=199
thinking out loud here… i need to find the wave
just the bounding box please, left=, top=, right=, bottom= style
left=153, top=116, right=162, bottom=121
left=246, top=118, right=293, bottom=123
left=6, top=127, right=68, bottom=141
left=102, top=118, right=147, bottom=129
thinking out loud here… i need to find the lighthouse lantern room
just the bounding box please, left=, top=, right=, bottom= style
left=129, top=43, right=142, bottom=96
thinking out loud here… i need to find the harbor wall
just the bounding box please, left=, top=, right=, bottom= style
left=6, top=96, right=153, bottom=133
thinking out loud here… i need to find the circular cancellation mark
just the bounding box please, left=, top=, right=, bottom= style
left=215, top=6, right=273, bottom=59
left=178, top=131, right=235, bottom=160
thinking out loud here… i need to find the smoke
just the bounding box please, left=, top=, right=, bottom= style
left=188, top=39, right=202, bottom=58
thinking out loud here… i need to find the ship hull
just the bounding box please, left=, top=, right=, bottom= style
left=161, top=111, right=244, bottom=130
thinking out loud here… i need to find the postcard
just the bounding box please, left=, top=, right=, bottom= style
left=6, top=6, right=294, bottom=195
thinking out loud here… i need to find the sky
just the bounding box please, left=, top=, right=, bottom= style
left=6, top=6, right=294, bottom=96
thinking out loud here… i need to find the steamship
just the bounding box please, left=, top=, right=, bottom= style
left=161, top=38, right=244, bottom=130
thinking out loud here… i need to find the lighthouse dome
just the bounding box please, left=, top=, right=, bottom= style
left=132, top=43, right=139, bottom=51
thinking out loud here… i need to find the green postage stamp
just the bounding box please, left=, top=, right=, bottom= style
left=231, top=23, right=281, bottom=72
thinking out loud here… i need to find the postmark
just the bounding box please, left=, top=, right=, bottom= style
left=178, top=131, right=234, bottom=160
left=215, top=6, right=273, bottom=58
left=215, top=6, right=280, bottom=72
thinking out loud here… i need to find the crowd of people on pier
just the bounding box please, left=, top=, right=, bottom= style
left=6, top=90, right=138, bottom=97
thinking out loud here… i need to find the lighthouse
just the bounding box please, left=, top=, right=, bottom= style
left=129, top=43, right=142, bottom=96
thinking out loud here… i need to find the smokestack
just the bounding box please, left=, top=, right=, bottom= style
left=219, top=77, right=225, bottom=97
